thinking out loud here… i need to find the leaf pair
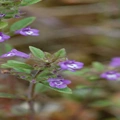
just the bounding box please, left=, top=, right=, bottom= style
left=1, top=60, right=33, bottom=74
left=29, top=46, right=66, bottom=61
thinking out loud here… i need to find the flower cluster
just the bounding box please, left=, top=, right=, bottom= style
left=47, top=60, right=84, bottom=89
left=101, top=71, right=120, bottom=80
left=0, top=43, right=84, bottom=89
left=0, top=49, right=29, bottom=58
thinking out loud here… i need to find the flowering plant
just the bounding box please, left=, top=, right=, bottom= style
left=1, top=0, right=119, bottom=119
left=0, top=0, right=84, bottom=119
left=0, top=46, right=84, bottom=93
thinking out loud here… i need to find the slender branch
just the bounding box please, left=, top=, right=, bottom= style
left=28, top=80, right=35, bottom=100
left=27, top=80, right=36, bottom=120
left=27, top=69, right=43, bottom=120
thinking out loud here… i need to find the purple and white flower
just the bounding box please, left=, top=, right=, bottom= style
left=0, top=49, right=29, bottom=58
left=0, top=14, right=5, bottom=18
left=59, top=60, right=84, bottom=72
left=109, top=57, right=120, bottom=67
left=47, top=78, right=71, bottom=89
left=0, top=32, right=10, bottom=42
left=15, top=27, right=39, bottom=36
left=100, top=71, right=120, bottom=80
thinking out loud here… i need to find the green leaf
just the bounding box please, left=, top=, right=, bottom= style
left=14, top=68, right=31, bottom=74
left=44, top=52, right=52, bottom=59
left=0, top=43, right=13, bottom=56
left=7, top=60, right=33, bottom=69
left=4, top=14, right=14, bottom=19
left=35, top=83, right=48, bottom=93
left=64, top=68, right=89, bottom=76
left=0, top=93, right=17, bottom=99
left=92, top=62, right=105, bottom=71
left=29, top=46, right=45, bottom=59
left=21, top=0, right=41, bottom=6
left=10, top=17, right=36, bottom=31
left=86, top=75, right=99, bottom=81
left=41, top=81, right=72, bottom=94
left=1, top=60, right=33, bottom=74
left=0, top=21, right=8, bottom=29
left=1, top=64, right=32, bottom=74
left=36, top=68, right=53, bottom=80
left=54, top=48, right=66, bottom=58
left=1, top=64, right=13, bottom=68
left=5, top=43, right=13, bottom=52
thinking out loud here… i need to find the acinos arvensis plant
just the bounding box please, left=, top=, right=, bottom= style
left=0, top=46, right=84, bottom=119
left=0, top=0, right=85, bottom=119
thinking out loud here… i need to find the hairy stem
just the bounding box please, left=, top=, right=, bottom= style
left=28, top=80, right=36, bottom=120
left=27, top=69, right=43, bottom=120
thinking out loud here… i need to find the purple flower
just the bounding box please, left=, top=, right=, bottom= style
left=31, top=79, right=36, bottom=83
left=14, top=10, right=23, bottom=18
left=0, top=49, right=29, bottom=58
left=47, top=78, right=71, bottom=89
left=59, top=60, right=84, bottom=72
left=0, top=14, right=5, bottom=18
left=0, top=32, right=10, bottom=42
left=15, top=27, right=39, bottom=36
left=100, top=71, right=120, bottom=80
left=14, top=14, right=21, bottom=18
left=109, top=57, right=120, bottom=67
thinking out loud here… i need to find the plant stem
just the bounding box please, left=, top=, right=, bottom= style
left=27, top=69, right=43, bottom=120
left=28, top=80, right=36, bottom=120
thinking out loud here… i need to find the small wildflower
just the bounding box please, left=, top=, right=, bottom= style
left=0, top=14, right=5, bottom=18
left=21, top=76, right=26, bottom=79
left=0, top=32, right=10, bottom=42
left=47, top=78, right=71, bottom=89
left=15, top=27, right=39, bottom=36
left=14, top=14, right=20, bottom=18
left=31, top=79, right=36, bottom=83
left=0, top=49, right=29, bottom=58
left=100, top=71, right=120, bottom=80
left=59, top=60, right=84, bottom=72
left=14, top=10, right=25, bottom=18
left=109, top=57, right=120, bottom=67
